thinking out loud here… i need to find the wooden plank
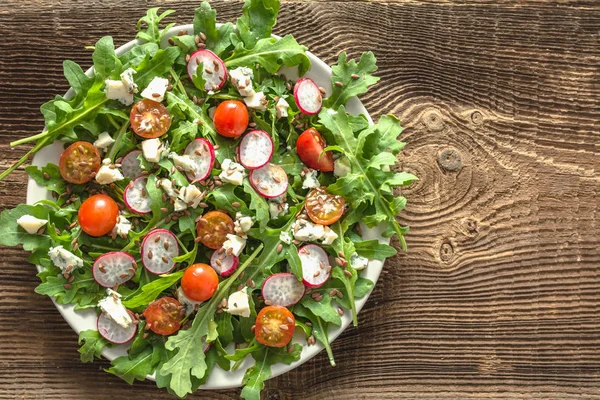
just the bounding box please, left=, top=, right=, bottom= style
left=0, top=0, right=599, bottom=399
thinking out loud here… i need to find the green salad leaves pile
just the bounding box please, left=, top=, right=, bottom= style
left=0, top=1, right=417, bottom=398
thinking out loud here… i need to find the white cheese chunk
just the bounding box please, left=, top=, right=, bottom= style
left=279, top=231, right=292, bottom=244
left=350, top=253, right=369, bottom=270
left=222, top=234, right=246, bottom=257
left=292, top=219, right=338, bottom=245
left=98, top=289, right=132, bottom=328
left=225, top=286, right=251, bottom=318
left=269, top=201, right=289, bottom=219
left=95, top=160, right=124, bottom=185
left=219, top=158, right=246, bottom=186
left=275, top=97, right=290, bottom=118
left=169, top=153, right=197, bottom=172
left=176, top=287, right=202, bottom=316
left=93, top=131, right=115, bottom=152
left=229, top=67, right=255, bottom=97
left=179, top=185, right=203, bottom=208
left=243, top=91, right=267, bottom=111
left=159, top=179, right=178, bottom=198
left=141, top=138, right=168, bottom=163
left=16, top=215, right=47, bottom=234
left=120, top=68, right=138, bottom=94
left=141, top=77, right=169, bottom=103
left=174, top=198, right=188, bottom=212
left=320, top=226, right=338, bottom=245
left=104, top=79, right=134, bottom=106
left=48, top=246, right=83, bottom=272
left=302, top=169, right=320, bottom=189
left=112, top=214, right=132, bottom=238
left=234, top=213, right=254, bottom=237
left=334, top=156, right=351, bottom=178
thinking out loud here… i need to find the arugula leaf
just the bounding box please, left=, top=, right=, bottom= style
left=92, top=36, right=117, bottom=79
left=243, top=181, right=269, bottom=232
left=78, top=329, right=109, bottom=363
left=134, top=47, right=181, bottom=88
left=137, top=7, right=176, bottom=45
left=168, top=120, right=199, bottom=153
left=293, top=304, right=336, bottom=366
left=123, top=271, right=184, bottom=310
left=226, top=35, right=310, bottom=76
left=208, top=185, right=250, bottom=215
left=107, top=346, right=158, bottom=384
left=0, top=204, right=52, bottom=251
left=236, top=0, right=280, bottom=49
left=240, top=344, right=301, bottom=400
left=25, top=164, right=66, bottom=194
left=353, top=239, right=397, bottom=259
left=35, top=267, right=103, bottom=309
left=119, top=42, right=159, bottom=68
left=63, top=60, right=93, bottom=98
left=325, top=51, right=380, bottom=109
left=165, top=91, right=216, bottom=140
left=191, top=3, right=235, bottom=59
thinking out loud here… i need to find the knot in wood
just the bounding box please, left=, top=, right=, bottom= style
left=464, top=218, right=478, bottom=234
left=438, top=148, right=462, bottom=172
left=422, top=108, right=445, bottom=131
left=439, top=241, right=454, bottom=262
left=471, top=110, right=483, bottom=125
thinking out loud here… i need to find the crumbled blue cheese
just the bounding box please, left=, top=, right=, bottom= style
left=98, top=289, right=132, bottom=328
left=350, top=253, right=369, bottom=270
left=48, top=246, right=83, bottom=272
left=104, top=79, right=134, bottom=105
left=141, top=77, right=169, bottom=102
left=120, top=68, right=138, bottom=94
left=169, top=153, right=196, bottom=172
left=234, top=212, right=254, bottom=237
left=93, top=131, right=115, bottom=152
left=16, top=215, right=47, bottom=234
left=302, top=169, right=320, bottom=189
left=223, top=234, right=246, bottom=257
left=243, top=91, right=268, bottom=111
left=279, top=231, right=292, bottom=244
left=158, top=179, right=177, bottom=198
left=208, top=106, right=216, bottom=120
left=142, top=138, right=168, bottom=163
left=334, top=156, right=351, bottom=178
left=229, top=67, right=255, bottom=97
left=112, top=214, right=132, bottom=238
left=292, top=219, right=338, bottom=245
left=275, top=97, right=290, bottom=118
left=225, top=286, right=250, bottom=318
left=219, top=158, right=246, bottom=186
left=179, top=185, right=203, bottom=208
left=176, top=287, right=202, bottom=316
left=174, top=198, right=188, bottom=212
left=95, top=158, right=124, bottom=185
left=269, top=201, right=289, bottom=219
left=320, top=227, right=338, bottom=245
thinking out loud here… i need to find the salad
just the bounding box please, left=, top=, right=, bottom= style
left=0, top=1, right=417, bottom=399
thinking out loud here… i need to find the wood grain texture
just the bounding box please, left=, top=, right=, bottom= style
left=1, top=0, right=599, bottom=399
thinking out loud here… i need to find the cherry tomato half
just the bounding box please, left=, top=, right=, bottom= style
left=181, top=263, right=219, bottom=302
left=296, top=128, right=334, bottom=172
left=143, top=297, right=184, bottom=336
left=130, top=99, right=172, bottom=138
left=78, top=194, right=119, bottom=237
left=305, top=187, right=345, bottom=226
left=58, top=141, right=101, bottom=184
left=213, top=100, right=249, bottom=138
left=196, top=210, right=235, bottom=249
left=254, top=306, right=295, bottom=348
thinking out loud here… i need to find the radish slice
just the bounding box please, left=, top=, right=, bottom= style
left=183, top=138, right=215, bottom=182
left=237, top=130, right=274, bottom=170
left=92, top=252, right=136, bottom=288
left=186, top=49, right=227, bottom=92
left=121, top=150, right=143, bottom=179
left=124, top=176, right=151, bottom=214
left=141, top=229, right=180, bottom=275
left=97, top=312, right=137, bottom=344
left=262, top=272, right=305, bottom=307
left=299, top=244, right=331, bottom=288
left=294, top=78, right=322, bottom=115
left=210, top=249, right=239, bottom=277
left=249, top=163, right=288, bottom=199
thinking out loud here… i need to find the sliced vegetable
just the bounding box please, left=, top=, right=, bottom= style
left=120, top=150, right=143, bottom=179
left=210, top=249, right=239, bottom=277
left=305, top=187, right=345, bottom=226
left=238, top=130, right=273, bottom=169
left=262, top=273, right=305, bottom=307
left=59, top=141, right=101, bottom=184
left=141, top=229, right=180, bottom=274
left=186, top=49, right=228, bottom=91
left=195, top=210, right=234, bottom=249
left=249, top=163, right=288, bottom=198
left=130, top=99, right=171, bottom=138
left=293, top=78, right=322, bottom=115
left=298, top=244, right=331, bottom=288
left=254, top=305, right=295, bottom=348
left=92, top=252, right=136, bottom=288
left=143, top=297, right=184, bottom=336
left=296, top=128, right=334, bottom=172
left=183, top=138, right=215, bottom=182
left=124, top=176, right=152, bottom=214
left=97, top=312, right=137, bottom=344
left=78, top=194, right=119, bottom=237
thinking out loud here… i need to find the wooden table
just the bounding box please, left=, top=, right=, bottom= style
left=1, top=1, right=598, bottom=399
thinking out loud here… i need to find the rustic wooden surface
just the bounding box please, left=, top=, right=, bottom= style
left=1, top=0, right=599, bottom=399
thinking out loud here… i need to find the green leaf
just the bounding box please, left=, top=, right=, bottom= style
left=226, top=35, right=310, bottom=76
left=25, top=164, right=66, bottom=194
left=134, top=47, right=181, bottom=88
left=243, top=181, right=269, bottom=232
left=107, top=347, right=156, bottom=384
left=236, top=0, right=281, bottom=49
left=208, top=185, right=250, bottom=215
left=353, top=239, right=397, bottom=259
left=123, top=271, right=184, bottom=310
left=325, top=51, right=380, bottom=109
left=78, top=329, right=109, bottom=363
left=137, top=7, right=176, bottom=45
left=0, top=204, right=52, bottom=251
left=63, top=60, right=93, bottom=98
left=119, top=42, right=159, bottom=68
left=193, top=2, right=218, bottom=43
left=92, top=36, right=116, bottom=79
left=35, top=267, right=102, bottom=308
left=293, top=304, right=335, bottom=366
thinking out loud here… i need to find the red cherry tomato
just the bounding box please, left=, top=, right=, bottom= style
left=195, top=210, right=235, bottom=249
left=143, top=297, right=184, bottom=335
left=254, top=306, right=295, bottom=348
left=58, top=141, right=101, bottom=184
left=213, top=100, right=249, bottom=138
left=181, top=263, right=219, bottom=302
left=305, top=187, right=345, bottom=226
left=130, top=99, right=171, bottom=138
left=78, top=194, right=119, bottom=237
left=296, top=128, right=334, bottom=172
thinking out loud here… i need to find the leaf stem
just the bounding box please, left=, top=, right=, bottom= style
left=107, top=120, right=130, bottom=161
left=0, top=136, right=51, bottom=180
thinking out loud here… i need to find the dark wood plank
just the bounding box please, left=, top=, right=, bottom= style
left=0, top=0, right=599, bottom=399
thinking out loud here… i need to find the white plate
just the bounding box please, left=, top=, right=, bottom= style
left=26, top=24, right=389, bottom=390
